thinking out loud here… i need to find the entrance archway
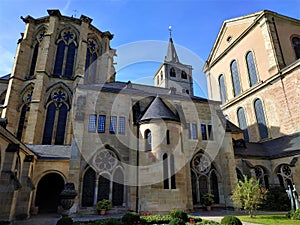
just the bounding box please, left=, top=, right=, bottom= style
left=35, top=173, right=65, bottom=213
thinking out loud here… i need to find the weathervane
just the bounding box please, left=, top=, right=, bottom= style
left=168, top=25, right=172, bottom=38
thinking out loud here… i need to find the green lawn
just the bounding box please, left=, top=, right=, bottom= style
left=237, top=214, right=299, bottom=225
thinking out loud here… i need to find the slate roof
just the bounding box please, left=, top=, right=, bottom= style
left=0, top=74, right=10, bottom=80
left=27, top=144, right=71, bottom=159
left=138, top=96, right=180, bottom=123
left=234, top=132, right=300, bottom=159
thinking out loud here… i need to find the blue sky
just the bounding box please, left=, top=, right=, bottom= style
left=0, top=0, right=299, bottom=97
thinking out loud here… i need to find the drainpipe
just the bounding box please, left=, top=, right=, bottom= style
left=135, top=123, right=140, bottom=213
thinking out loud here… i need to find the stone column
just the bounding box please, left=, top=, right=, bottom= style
left=0, top=144, right=21, bottom=222
left=14, top=155, right=35, bottom=219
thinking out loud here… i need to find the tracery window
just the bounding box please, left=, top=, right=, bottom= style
left=237, top=107, right=249, bottom=142
left=42, top=88, right=70, bottom=145
left=246, top=51, right=258, bottom=87
left=219, top=74, right=226, bottom=104
left=17, top=87, right=33, bottom=141
left=230, top=60, right=241, bottom=96
left=29, top=29, right=46, bottom=76
left=85, top=38, right=100, bottom=78
left=254, top=99, right=268, bottom=140
left=53, top=29, right=77, bottom=79
left=277, top=164, right=293, bottom=188
left=190, top=152, right=219, bottom=204
left=81, top=149, right=124, bottom=207
left=292, top=36, right=300, bottom=59
left=254, top=166, right=269, bottom=189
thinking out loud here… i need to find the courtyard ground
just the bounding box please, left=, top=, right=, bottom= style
left=11, top=209, right=287, bottom=225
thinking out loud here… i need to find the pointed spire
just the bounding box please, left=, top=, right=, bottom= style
left=164, top=26, right=180, bottom=63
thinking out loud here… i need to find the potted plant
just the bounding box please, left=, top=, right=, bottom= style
left=96, top=199, right=112, bottom=215
left=202, top=193, right=214, bottom=211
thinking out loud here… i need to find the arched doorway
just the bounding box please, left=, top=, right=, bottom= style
left=35, top=173, right=65, bottom=213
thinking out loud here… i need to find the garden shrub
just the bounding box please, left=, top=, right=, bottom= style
left=56, top=217, right=73, bottom=225
left=169, top=209, right=188, bottom=221
left=122, top=212, right=141, bottom=225
left=168, top=217, right=185, bottom=225
left=140, top=214, right=172, bottom=224
left=220, top=216, right=242, bottom=225
left=262, top=185, right=290, bottom=211
left=288, top=209, right=300, bottom=220
left=188, top=215, right=202, bottom=223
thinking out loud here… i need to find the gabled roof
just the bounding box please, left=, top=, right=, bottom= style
left=204, top=11, right=262, bottom=71
left=203, top=10, right=300, bottom=72
left=164, top=37, right=180, bottom=63
left=138, top=96, right=180, bottom=123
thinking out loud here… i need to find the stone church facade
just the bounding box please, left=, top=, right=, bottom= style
left=0, top=9, right=298, bottom=223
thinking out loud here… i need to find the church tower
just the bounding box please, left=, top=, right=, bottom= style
left=154, top=31, right=193, bottom=96
left=1, top=10, right=115, bottom=145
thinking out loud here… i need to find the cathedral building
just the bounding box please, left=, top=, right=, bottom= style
left=0, top=9, right=298, bottom=224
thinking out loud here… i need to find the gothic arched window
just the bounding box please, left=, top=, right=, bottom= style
left=277, top=164, right=293, bottom=188
left=292, top=36, right=300, bottom=59
left=246, top=51, right=258, bottom=87
left=85, top=39, right=100, bottom=79
left=29, top=30, right=45, bottom=76
left=42, top=88, right=70, bottom=145
left=237, top=107, right=249, bottom=142
left=218, top=74, right=226, bottom=104
left=82, top=167, right=96, bottom=207
left=254, top=99, right=268, bottom=139
left=53, top=29, right=77, bottom=79
left=17, top=88, right=33, bottom=141
left=230, top=60, right=241, bottom=96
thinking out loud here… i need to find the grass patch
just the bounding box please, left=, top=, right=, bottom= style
left=237, top=214, right=299, bottom=225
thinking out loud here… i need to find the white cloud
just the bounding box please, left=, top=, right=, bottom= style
left=0, top=45, right=14, bottom=76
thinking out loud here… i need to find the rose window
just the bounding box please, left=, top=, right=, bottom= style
left=192, top=153, right=211, bottom=175
left=52, top=90, right=67, bottom=103
left=93, top=150, right=118, bottom=172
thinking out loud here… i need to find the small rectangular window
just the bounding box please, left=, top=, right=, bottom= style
left=109, top=116, right=117, bottom=134
left=208, top=124, right=213, bottom=140
left=201, top=124, right=207, bottom=140
left=98, top=115, right=106, bottom=133
left=166, top=130, right=170, bottom=144
left=118, top=116, right=125, bottom=134
left=88, top=114, right=97, bottom=132
left=187, top=123, right=191, bottom=139
left=192, top=123, right=198, bottom=140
